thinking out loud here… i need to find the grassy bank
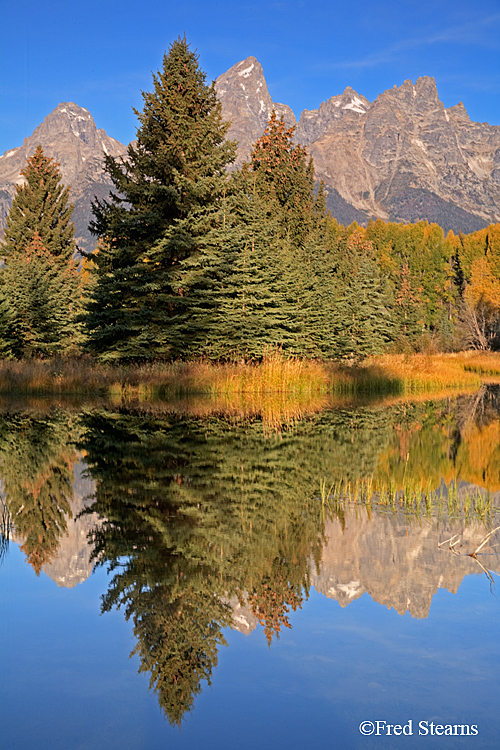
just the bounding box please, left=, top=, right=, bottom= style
left=0, top=350, right=499, bottom=400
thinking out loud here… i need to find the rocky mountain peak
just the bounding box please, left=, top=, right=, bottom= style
left=447, top=101, right=471, bottom=124
left=1, top=60, right=499, bottom=250
left=0, top=103, right=127, bottom=252
left=19, top=102, right=126, bottom=184
left=339, top=86, right=370, bottom=112
left=375, top=76, right=441, bottom=115
left=215, top=56, right=296, bottom=165
left=296, top=86, right=370, bottom=146
left=33, top=102, right=95, bottom=137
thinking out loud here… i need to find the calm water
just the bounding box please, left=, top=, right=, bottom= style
left=1, top=390, right=500, bottom=749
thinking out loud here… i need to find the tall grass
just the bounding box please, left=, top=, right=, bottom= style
left=0, top=349, right=498, bottom=401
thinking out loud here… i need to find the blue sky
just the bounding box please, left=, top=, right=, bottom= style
left=1, top=0, right=499, bottom=154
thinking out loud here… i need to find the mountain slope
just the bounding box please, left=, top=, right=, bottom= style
left=0, top=103, right=127, bottom=253
left=215, top=56, right=296, bottom=165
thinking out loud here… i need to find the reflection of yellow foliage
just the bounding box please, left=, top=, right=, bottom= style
left=457, top=421, right=500, bottom=491
left=373, top=401, right=500, bottom=495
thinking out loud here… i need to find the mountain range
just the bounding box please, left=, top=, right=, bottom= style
left=215, top=58, right=500, bottom=233
left=1, top=57, right=499, bottom=252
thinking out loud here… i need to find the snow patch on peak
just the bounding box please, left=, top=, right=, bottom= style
left=337, top=580, right=363, bottom=599
left=57, top=105, right=91, bottom=121
left=343, top=98, right=366, bottom=114
left=238, top=62, right=255, bottom=78
left=352, top=96, right=366, bottom=109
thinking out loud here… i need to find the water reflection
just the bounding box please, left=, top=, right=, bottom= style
left=1, top=389, right=500, bottom=726
left=0, top=408, right=76, bottom=573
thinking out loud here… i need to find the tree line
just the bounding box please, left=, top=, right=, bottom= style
left=1, top=37, right=500, bottom=361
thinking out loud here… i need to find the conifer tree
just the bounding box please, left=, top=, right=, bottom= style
left=84, top=37, right=236, bottom=361
left=0, top=233, right=80, bottom=357
left=3, top=145, right=77, bottom=262
left=335, top=231, right=394, bottom=357
left=251, top=111, right=316, bottom=249
left=176, top=168, right=301, bottom=359
left=0, top=147, right=82, bottom=357
left=174, top=112, right=325, bottom=360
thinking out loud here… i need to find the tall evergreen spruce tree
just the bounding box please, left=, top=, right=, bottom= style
left=3, top=145, right=77, bottom=262
left=249, top=114, right=345, bottom=358
left=176, top=168, right=302, bottom=360
left=84, top=37, right=236, bottom=361
left=1, top=233, right=80, bottom=358
left=332, top=230, right=394, bottom=358
left=176, top=113, right=341, bottom=361
left=176, top=111, right=327, bottom=360
left=296, top=212, right=348, bottom=359
left=0, top=147, right=82, bottom=357
left=251, top=111, right=316, bottom=250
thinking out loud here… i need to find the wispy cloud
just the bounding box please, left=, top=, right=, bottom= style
left=322, top=13, right=500, bottom=71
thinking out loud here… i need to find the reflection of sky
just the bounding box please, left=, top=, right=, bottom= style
left=1, top=545, right=499, bottom=750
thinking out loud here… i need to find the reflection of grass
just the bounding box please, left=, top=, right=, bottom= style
left=0, top=350, right=498, bottom=400
left=0, top=500, right=10, bottom=564
left=320, top=475, right=499, bottom=522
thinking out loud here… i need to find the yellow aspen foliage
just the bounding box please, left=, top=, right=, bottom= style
left=464, top=256, right=500, bottom=309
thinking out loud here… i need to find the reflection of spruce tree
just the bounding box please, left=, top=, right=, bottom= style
left=112, top=581, right=230, bottom=725
left=80, top=409, right=232, bottom=724
left=84, top=401, right=492, bottom=721
left=0, top=410, right=75, bottom=573
left=248, top=557, right=306, bottom=645
left=80, top=408, right=328, bottom=723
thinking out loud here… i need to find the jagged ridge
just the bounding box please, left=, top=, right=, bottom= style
left=1, top=63, right=500, bottom=245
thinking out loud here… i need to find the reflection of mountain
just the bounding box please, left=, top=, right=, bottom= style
left=42, top=461, right=97, bottom=587
left=225, top=596, right=259, bottom=635
left=312, top=505, right=500, bottom=619
left=9, top=458, right=98, bottom=586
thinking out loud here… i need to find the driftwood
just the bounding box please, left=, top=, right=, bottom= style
left=439, top=526, right=500, bottom=585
